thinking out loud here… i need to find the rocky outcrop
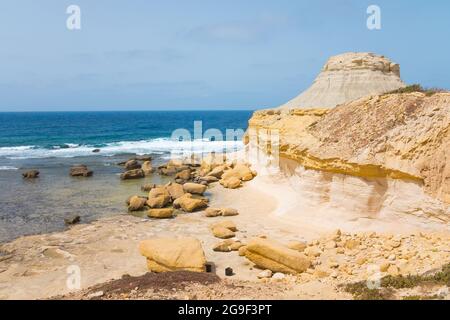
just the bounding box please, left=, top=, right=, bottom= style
left=247, top=91, right=450, bottom=223
left=70, top=165, right=93, bottom=177
left=139, top=237, right=206, bottom=272
left=22, top=170, right=39, bottom=179
left=278, top=52, right=405, bottom=109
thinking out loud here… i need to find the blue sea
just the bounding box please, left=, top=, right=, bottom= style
left=0, top=111, right=252, bottom=160
left=0, top=111, right=253, bottom=242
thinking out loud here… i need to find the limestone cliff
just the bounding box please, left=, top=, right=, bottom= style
left=246, top=93, right=450, bottom=227
left=278, top=52, right=405, bottom=109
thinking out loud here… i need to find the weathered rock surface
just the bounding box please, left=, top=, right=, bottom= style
left=141, top=161, right=154, bottom=176
left=183, top=183, right=207, bottom=195
left=128, top=196, right=147, bottom=212
left=147, top=208, right=174, bottom=219
left=278, top=52, right=405, bottom=110
left=173, top=194, right=207, bottom=212
left=139, top=237, right=206, bottom=272
left=70, top=165, right=93, bottom=177
left=248, top=91, right=450, bottom=222
left=120, top=169, right=144, bottom=180
left=22, top=170, right=40, bottom=179
left=244, top=238, right=311, bottom=274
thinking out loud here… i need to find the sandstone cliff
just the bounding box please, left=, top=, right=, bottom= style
left=278, top=52, right=406, bottom=109
left=249, top=92, right=449, bottom=207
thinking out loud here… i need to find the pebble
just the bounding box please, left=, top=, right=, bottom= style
left=257, top=270, right=273, bottom=279
left=271, top=273, right=286, bottom=281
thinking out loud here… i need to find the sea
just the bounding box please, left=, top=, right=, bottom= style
left=0, top=111, right=253, bottom=243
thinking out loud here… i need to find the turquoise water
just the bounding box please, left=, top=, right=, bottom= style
left=0, top=111, right=252, bottom=243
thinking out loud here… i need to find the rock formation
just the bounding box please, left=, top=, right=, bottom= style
left=246, top=52, right=449, bottom=226
left=278, top=52, right=405, bottom=109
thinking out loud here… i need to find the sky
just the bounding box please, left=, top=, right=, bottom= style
left=0, top=0, right=449, bottom=111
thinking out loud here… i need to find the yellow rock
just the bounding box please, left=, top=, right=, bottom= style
left=147, top=208, right=174, bottom=219
left=220, top=177, right=241, bottom=189
left=345, top=239, right=361, bottom=250
left=211, top=226, right=235, bottom=239
left=173, top=194, right=207, bottom=212
left=244, top=238, right=311, bottom=274
left=286, top=241, right=307, bottom=252
left=210, top=220, right=237, bottom=232
left=139, top=237, right=206, bottom=272
left=183, top=183, right=207, bottom=195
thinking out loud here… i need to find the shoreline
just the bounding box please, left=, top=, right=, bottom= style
left=1, top=168, right=449, bottom=300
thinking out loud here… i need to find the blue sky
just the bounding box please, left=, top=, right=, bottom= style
left=0, top=0, right=449, bottom=111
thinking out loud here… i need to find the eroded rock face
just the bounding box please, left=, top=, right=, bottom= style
left=278, top=52, right=405, bottom=110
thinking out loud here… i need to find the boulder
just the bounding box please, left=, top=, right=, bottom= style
left=200, top=176, right=219, bottom=183
left=147, top=187, right=171, bottom=208
left=64, top=215, right=81, bottom=225
left=134, top=155, right=152, bottom=161
left=173, top=194, right=207, bottom=212
left=128, top=196, right=147, bottom=212
left=22, top=170, right=39, bottom=179
left=141, top=161, right=154, bottom=176
left=204, top=208, right=222, bottom=217
left=210, top=220, right=237, bottom=232
left=175, top=169, right=191, bottom=181
left=287, top=241, right=307, bottom=252
left=166, top=183, right=185, bottom=200
left=139, top=237, right=206, bottom=272
left=204, top=207, right=239, bottom=217
left=141, top=184, right=156, bottom=192
left=70, top=165, right=93, bottom=177
left=244, top=238, right=311, bottom=274
left=183, top=183, right=207, bottom=195
left=120, top=169, right=144, bottom=180
left=220, top=177, right=241, bottom=189
left=212, top=239, right=234, bottom=252
left=208, top=165, right=227, bottom=178
left=125, top=159, right=141, bottom=170
left=221, top=164, right=255, bottom=182
left=147, top=208, right=174, bottom=219
left=212, top=226, right=235, bottom=239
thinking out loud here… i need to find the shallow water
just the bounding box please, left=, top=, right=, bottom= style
left=0, top=154, right=172, bottom=243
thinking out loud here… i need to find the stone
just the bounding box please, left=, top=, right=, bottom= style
left=64, top=215, right=81, bottom=225
left=205, top=208, right=222, bottom=217
left=221, top=208, right=239, bottom=217
left=120, top=169, right=144, bottom=180
left=200, top=176, right=219, bottom=183
left=257, top=269, right=273, bottom=279
left=211, top=226, right=235, bottom=239
left=313, top=268, right=330, bottom=278
left=70, top=165, right=93, bottom=177
left=125, top=159, right=141, bottom=170
left=141, top=184, right=156, bottom=192
left=287, top=241, right=307, bottom=252
left=204, top=207, right=238, bottom=217
left=220, top=177, right=242, bottom=189
left=210, top=220, right=237, bottom=232
left=92, top=149, right=101, bottom=153
left=324, top=241, right=337, bottom=249
left=166, top=183, right=185, bottom=200
left=304, top=246, right=322, bottom=257
left=128, top=196, right=147, bottom=212
left=221, top=164, right=255, bottom=182
left=183, top=183, right=207, bottom=195
left=147, top=208, right=174, bottom=219
left=344, top=239, right=360, bottom=250
left=175, top=169, right=191, bottom=181
left=387, top=265, right=400, bottom=276
left=141, top=161, right=154, bottom=176
left=87, top=291, right=104, bottom=299
left=244, top=238, right=311, bottom=274
left=212, top=240, right=234, bottom=252
left=225, top=267, right=234, bottom=276
left=22, top=170, right=39, bottom=179
left=271, top=272, right=286, bottom=281
left=208, top=165, right=227, bottom=178
left=147, top=187, right=171, bottom=208
left=139, top=237, right=206, bottom=272
left=238, top=246, right=247, bottom=256
left=230, top=241, right=244, bottom=251
left=173, top=194, right=207, bottom=212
